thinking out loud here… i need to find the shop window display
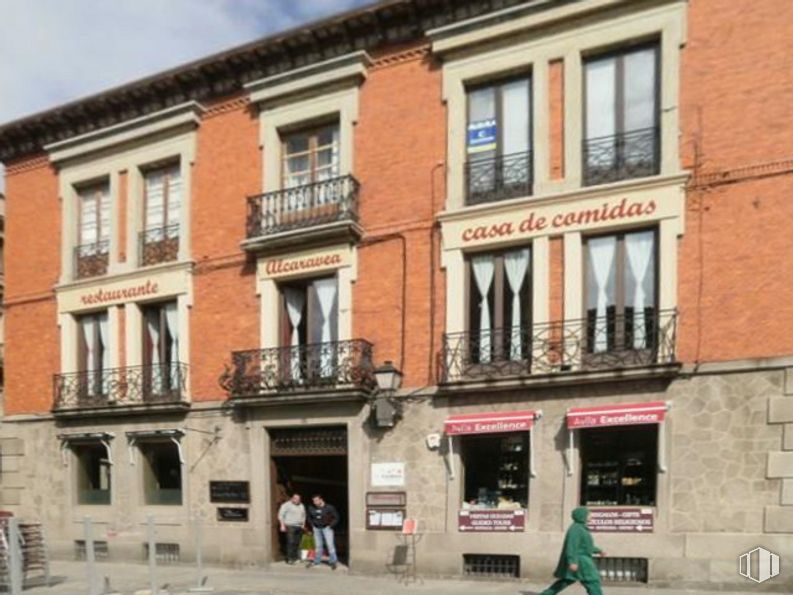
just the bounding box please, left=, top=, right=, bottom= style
left=461, top=432, right=529, bottom=509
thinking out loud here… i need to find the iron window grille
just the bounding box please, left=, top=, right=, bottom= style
left=246, top=174, right=360, bottom=238
left=583, top=127, right=660, bottom=186
left=139, top=223, right=179, bottom=266
left=465, top=150, right=533, bottom=205
left=74, top=239, right=109, bottom=279
left=441, top=310, right=676, bottom=383
left=463, top=554, right=520, bottom=579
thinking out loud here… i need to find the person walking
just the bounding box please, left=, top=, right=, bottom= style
left=539, top=506, right=605, bottom=595
left=278, top=493, right=306, bottom=565
left=306, top=494, right=340, bottom=570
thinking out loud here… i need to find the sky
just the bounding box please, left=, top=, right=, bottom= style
left=0, top=0, right=372, bottom=189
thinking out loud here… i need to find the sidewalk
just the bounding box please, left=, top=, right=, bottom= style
left=19, top=560, right=774, bottom=595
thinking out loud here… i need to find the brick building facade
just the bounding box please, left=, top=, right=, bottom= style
left=0, top=0, right=791, bottom=588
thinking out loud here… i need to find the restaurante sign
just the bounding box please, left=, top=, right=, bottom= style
left=80, top=280, right=159, bottom=306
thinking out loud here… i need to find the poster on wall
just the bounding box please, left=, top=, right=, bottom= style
left=467, top=119, right=498, bottom=154
left=587, top=508, right=654, bottom=533
left=371, top=462, right=406, bottom=487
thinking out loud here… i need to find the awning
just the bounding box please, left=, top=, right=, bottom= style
left=444, top=410, right=541, bottom=436
left=566, top=401, right=669, bottom=429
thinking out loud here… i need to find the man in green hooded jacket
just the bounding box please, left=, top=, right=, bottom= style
left=539, top=507, right=604, bottom=595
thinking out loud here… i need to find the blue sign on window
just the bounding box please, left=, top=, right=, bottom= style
left=467, top=119, right=497, bottom=154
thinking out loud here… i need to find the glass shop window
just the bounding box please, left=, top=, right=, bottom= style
left=461, top=433, right=529, bottom=509
left=140, top=441, right=182, bottom=506
left=74, top=443, right=111, bottom=505
left=579, top=425, right=657, bottom=506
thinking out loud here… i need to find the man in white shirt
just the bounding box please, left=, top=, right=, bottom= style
left=278, top=493, right=306, bottom=564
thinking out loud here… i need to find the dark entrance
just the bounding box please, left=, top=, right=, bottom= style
left=269, top=426, right=349, bottom=563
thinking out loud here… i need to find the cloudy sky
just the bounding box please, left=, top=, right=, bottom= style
left=0, top=0, right=371, bottom=188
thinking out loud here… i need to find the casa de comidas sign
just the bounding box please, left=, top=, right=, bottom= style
left=442, top=188, right=684, bottom=251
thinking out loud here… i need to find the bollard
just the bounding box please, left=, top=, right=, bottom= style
left=83, top=517, right=101, bottom=595
left=188, top=516, right=213, bottom=592
left=7, top=517, right=23, bottom=595
left=147, top=515, right=159, bottom=595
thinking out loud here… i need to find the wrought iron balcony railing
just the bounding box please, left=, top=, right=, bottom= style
left=53, top=363, right=188, bottom=411
left=221, top=339, right=375, bottom=398
left=139, top=223, right=179, bottom=266
left=583, top=127, right=660, bottom=186
left=246, top=175, right=360, bottom=238
left=74, top=239, right=109, bottom=279
left=441, top=309, right=676, bottom=384
left=465, top=150, right=533, bottom=205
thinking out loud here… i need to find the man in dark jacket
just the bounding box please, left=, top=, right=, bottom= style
left=539, top=507, right=604, bottom=595
left=306, top=494, right=340, bottom=569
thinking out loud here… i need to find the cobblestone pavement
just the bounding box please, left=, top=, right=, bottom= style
left=17, top=560, right=779, bottom=595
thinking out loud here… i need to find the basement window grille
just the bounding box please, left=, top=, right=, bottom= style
left=463, top=554, right=520, bottom=579
left=596, top=557, right=648, bottom=583
left=74, top=540, right=109, bottom=560
left=143, top=542, right=180, bottom=564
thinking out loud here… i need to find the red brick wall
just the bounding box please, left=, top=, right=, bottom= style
left=677, top=0, right=793, bottom=363
left=189, top=97, right=261, bottom=401
left=354, top=47, right=446, bottom=387
left=4, top=157, right=60, bottom=414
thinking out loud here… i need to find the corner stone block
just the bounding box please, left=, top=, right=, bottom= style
left=765, top=506, right=793, bottom=533
left=785, top=367, right=793, bottom=396
left=785, top=424, right=793, bottom=451
left=782, top=479, right=793, bottom=506
left=767, top=452, right=793, bottom=478
left=769, top=397, right=793, bottom=424
left=0, top=438, right=24, bottom=456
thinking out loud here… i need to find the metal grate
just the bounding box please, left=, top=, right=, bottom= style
left=269, top=427, right=348, bottom=456
left=143, top=542, right=180, bottom=564
left=463, top=554, right=519, bottom=579
left=74, top=540, right=108, bottom=560
left=596, top=557, right=648, bottom=583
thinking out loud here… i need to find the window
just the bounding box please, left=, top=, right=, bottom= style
left=584, top=230, right=656, bottom=357
left=142, top=301, right=180, bottom=396
left=579, top=425, right=658, bottom=506
left=74, top=443, right=111, bottom=505
left=280, top=276, right=338, bottom=381
left=141, top=164, right=180, bottom=265
left=465, top=76, right=532, bottom=204
left=75, top=181, right=110, bottom=278
left=282, top=124, right=340, bottom=189
left=467, top=249, right=532, bottom=365
left=77, top=311, right=109, bottom=397
left=140, top=441, right=182, bottom=505
left=461, top=433, right=529, bottom=509
left=583, top=44, right=660, bottom=185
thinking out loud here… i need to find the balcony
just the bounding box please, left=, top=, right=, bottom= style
left=243, top=175, right=362, bottom=253
left=465, top=150, right=533, bottom=206
left=583, top=127, right=660, bottom=187
left=53, top=363, right=189, bottom=416
left=74, top=240, right=109, bottom=279
left=221, top=339, right=375, bottom=405
left=139, top=224, right=179, bottom=266
left=440, top=310, right=677, bottom=389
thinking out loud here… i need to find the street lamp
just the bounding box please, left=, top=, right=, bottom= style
left=371, top=361, right=403, bottom=429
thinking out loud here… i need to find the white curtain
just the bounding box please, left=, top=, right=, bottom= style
left=504, top=249, right=531, bottom=360
left=588, top=237, right=616, bottom=352
left=471, top=255, right=495, bottom=362
left=166, top=167, right=181, bottom=230
left=147, top=312, right=162, bottom=394
left=97, top=313, right=109, bottom=395
left=585, top=57, right=616, bottom=169
left=82, top=317, right=97, bottom=395
left=314, top=278, right=337, bottom=372
left=625, top=232, right=654, bottom=348
left=502, top=79, right=531, bottom=186
left=284, top=287, right=305, bottom=381
left=164, top=303, right=179, bottom=390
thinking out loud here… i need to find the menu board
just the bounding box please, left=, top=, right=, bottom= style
left=367, top=508, right=405, bottom=530
left=209, top=481, right=250, bottom=504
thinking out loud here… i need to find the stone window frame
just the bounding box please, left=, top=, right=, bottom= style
left=434, top=0, right=687, bottom=210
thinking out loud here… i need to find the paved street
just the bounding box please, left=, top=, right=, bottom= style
left=17, top=560, right=780, bottom=595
